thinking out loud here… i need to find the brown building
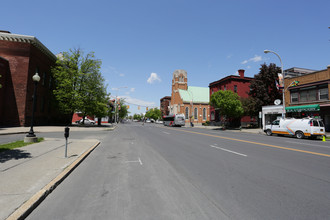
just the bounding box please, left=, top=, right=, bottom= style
left=285, top=65, right=330, bottom=131
left=160, top=96, right=171, bottom=117
left=0, top=31, right=67, bottom=126
left=209, top=69, right=256, bottom=127
left=169, top=69, right=209, bottom=125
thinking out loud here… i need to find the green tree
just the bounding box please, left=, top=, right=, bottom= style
left=52, top=48, right=108, bottom=124
left=210, top=90, right=244, bottom=127
left=145, top=108, right=161, bottom=121
left=118, top=105, right=129, bottom=120
left=248, top=63, right=282, bottom=115
left=133, top=114, right=142, bottom=121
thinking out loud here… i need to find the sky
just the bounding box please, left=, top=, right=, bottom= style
left=2, top=0, right=329, bottom=115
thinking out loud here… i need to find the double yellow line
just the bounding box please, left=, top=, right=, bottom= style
left=166, top=127, right=330, bottom=158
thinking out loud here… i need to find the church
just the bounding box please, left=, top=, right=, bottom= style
left=169, top=69, right=210, bottom=125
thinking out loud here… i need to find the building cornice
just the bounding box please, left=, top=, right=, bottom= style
left=0, top=32, right=57, bottom=61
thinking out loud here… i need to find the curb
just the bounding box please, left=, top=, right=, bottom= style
left=6, top=141, right=101, bottom=220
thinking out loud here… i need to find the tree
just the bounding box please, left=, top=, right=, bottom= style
left=145, top=108, right=161, bottom=121
left=210, top=90, right=244, bottom=128
left=52, top=48, right=108, bottom=124
left=133, top=114, right=142, bottom=121
left=118, top=104, right=129, bottom=120
left=248, top=63, right=282, bottom=115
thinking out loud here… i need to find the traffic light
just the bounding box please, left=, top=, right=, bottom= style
left=127, top=105, right=129, bottom=109
left=146, top=107, right=148, bottom=111
left=138, top=106, right=140, bottom=110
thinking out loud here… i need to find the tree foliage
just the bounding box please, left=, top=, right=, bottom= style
left=133, top=114, right=142, bottom=120
left=52, top=48, right=109, bottom=124
left=210, top=90, right=244, bottom=118
left=248, top=63, right=282, bottom=115
left=145, top=108, right=161, bottom=120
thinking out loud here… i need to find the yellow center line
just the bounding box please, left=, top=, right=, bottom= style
left=164, top=127, right=330, bottom=158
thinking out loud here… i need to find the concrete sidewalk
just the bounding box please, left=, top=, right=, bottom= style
left=0, top=125, right=114, bottom=220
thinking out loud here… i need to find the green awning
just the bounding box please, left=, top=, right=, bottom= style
left=286, top=104, right=320, bottom=113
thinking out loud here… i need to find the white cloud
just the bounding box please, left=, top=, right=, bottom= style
left=119, top=73, right=125, bottom=77
left=251, top=55, right=262, bottom=62
left=130, top=88, right=135, bottom=92
left=241, top=55, right=263, bottom=64
left=147, top=72, right=161, bottom=84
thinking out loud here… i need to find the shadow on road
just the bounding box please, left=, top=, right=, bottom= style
left=0, top=149, right=32, bottom=163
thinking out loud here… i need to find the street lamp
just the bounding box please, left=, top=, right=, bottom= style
left=187, top=89, right=194, bottom=126
left=25, top=72, right=40, bottom=142
left=114, top=86, right=127, bottom=123
left=264, top=49, right=285, bottom=118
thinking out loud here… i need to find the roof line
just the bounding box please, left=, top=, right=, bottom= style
left=0, top=32, right=56, bottom=61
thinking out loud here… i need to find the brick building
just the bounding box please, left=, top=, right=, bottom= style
left=209, top=69, right=256, bottom=127
left=0, top=31, right=68, bottom=126
left=285, top=65, right=330, bottom=131
left=160, top=96, right=171, bottom=117
left=169, top=69, right=209, bottom=124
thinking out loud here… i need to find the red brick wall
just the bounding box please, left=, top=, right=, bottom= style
left=0, top=39, right=70, bottom=126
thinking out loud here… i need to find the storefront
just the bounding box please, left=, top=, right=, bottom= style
left=261, top=105, right=284, bottom=129
left=286, top=104, right=320, bottom=118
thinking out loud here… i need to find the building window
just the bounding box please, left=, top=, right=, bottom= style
left=319, top=88, right=329, bottom=100
left=290, top=84, right=328, bottom=103
left=49, top=76, right=52, bottom=89
left=194, top=108, right=198, bottom=120
left=224, top=85, right=226, bottom=91
left=291, top=93, right=298, bottom=103
left=203, top=108, right=206, bottom=120
left=42, top=72, right=46, bottom=86
left=234, top=85, right=237, bottom=93
left=211, top=111, right=215, bottom=121
left=185, top=107, right=189, bottom=119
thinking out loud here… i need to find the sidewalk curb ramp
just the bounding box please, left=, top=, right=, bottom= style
left=6, top=141, right=101, bottom=220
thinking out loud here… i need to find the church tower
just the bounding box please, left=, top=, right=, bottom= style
left=170, top=69, right=187, bottom=114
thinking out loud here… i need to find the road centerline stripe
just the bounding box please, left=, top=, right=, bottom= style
left=210, top=145, right=247, bottom=157
left=164, top=127, right=330, bottom=158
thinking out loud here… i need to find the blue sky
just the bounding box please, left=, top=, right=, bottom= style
left=2, top=0, right=329, bottom=115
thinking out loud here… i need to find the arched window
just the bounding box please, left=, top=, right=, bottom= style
left=211, top=111, right=215, bottom=121
left=185, top=107, right=189, bottom=120
left=203, top=108, right=206, bottom=120
left=194, top=108, right=198, bottom=120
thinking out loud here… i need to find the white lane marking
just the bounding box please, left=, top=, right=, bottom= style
left=210, top=145, right=247, bottom=157
left=162, top=131, right=170, bottom=135
left=285, top=141, right=330, bottom=149
left=125, top=158, right=143, bottom=165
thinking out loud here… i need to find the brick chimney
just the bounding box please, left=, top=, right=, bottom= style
left=238, top=69, right=245, bottom=78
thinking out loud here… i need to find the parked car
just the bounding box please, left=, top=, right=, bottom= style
left=76, top=118, right=96, bottom=125
left=264, top=117, right=325, bottom=139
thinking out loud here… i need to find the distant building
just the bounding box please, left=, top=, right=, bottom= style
left=284, top=65, right=330, bottom=131
left=0, top=31, right=69, bottom=126
left=160, top=96, right=171, bottom=117
left=209, top=69, right=256, bottom=127
left=169, top=69, right=209, bottom=124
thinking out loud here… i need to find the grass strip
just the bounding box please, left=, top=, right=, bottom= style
left=0, top=138, right=44, bottom=152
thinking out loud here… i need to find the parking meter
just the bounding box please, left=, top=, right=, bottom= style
left=64, top=127, right=70, bottom=138
left=64, top=127, right=70, bottom=157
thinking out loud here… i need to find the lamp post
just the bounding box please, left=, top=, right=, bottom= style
left=264, top=49, right=285, bottom=118
left=188, top=89, right=194, bottom=126
left=114, top=86, right=127, bottom=123
left=25, top=72, right=40, bottom=143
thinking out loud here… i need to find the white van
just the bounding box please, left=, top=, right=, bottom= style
left=264, top=118, right=325, bottom=139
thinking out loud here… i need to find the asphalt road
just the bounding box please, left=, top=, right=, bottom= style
left=27, top=122, right=330, bottom=219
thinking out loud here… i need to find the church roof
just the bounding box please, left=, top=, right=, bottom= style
left=179, top=86, right=209, bottom=104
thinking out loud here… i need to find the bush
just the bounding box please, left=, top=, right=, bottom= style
left=202, top=121, right=210, bottom=126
